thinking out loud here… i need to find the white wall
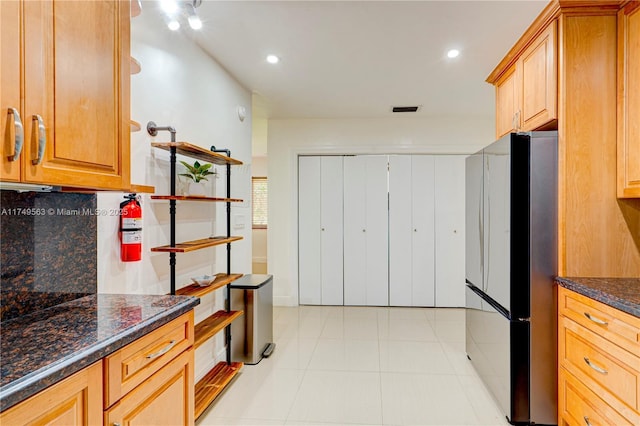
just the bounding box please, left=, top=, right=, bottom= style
left=96, top=2, right=252, bottom=380
left=267, top=116, right=494, bottom=306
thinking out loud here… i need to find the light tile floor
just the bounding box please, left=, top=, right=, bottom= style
left=197, top=306, right=511, bottom=426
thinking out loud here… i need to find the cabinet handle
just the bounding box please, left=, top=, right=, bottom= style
left=414, top=229, right=417, bottom=232
left=362, top=229, right=366, bottom=232
left=583, top=357, right=608, bottom=375
left=583, top=312, right=608, bottom=326
left=113, top=423, right=121, bottom=426
left=31, top=115, right=46, bottom=165
left=583, top=416, right=591, bottom=426
left=7, top=108, right=24, bottom=161
left=145, top=339, right=177, bottom=359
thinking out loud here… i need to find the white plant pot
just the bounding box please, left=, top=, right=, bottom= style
left=188, top=182, right=206, bottom=196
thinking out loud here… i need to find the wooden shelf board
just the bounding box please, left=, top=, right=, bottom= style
left=194, top=362, right=243, bottom=420
left=150, top=236, right=243, bottom=253
left=128, top=184, right=155, bottom=194
left=151, top=195, right=243, bottom=203
left=130, top=120, right=141, bottom=132
left=130, top=57, right=141, bottom=75
left=175, top=273, right=243, bottom=297
left=151, top=142, right=243, bottom=166
left=194, top=310, right=244, bottom=349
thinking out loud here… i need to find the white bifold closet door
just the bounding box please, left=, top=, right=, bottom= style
left=298, top=156, right=344, bottom=305
left=343, top=155, right=389, bottom=306
left=388, top=155, right=436, bottom=306
left=434, top=155, right=466, bottom=307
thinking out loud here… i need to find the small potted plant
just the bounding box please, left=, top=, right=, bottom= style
left=179, top=160, right=216, bottom=196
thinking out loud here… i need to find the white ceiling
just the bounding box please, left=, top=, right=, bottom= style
left=184, top=1, right=548, bottom=120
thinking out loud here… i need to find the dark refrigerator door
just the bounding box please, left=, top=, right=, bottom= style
left=465, top=150, right=483, bottom=289
left=466, top=284, right=530, bottom=425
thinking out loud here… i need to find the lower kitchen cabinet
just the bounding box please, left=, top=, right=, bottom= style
left=0, top=361, right=103, bottom=426
left=558, top=287, right=640, bottom=425
left=105, top=349, right=194, bottom=426
left=104, top=311, right=195, bottom=425
left=0, top=311, right=195, bottom=426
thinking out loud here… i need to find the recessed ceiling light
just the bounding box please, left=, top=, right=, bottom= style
left=168, top=19, right=180, bottom=31
left=266, top=55, right=280, bottom=64
left=447, top=49, right=460, bottom=59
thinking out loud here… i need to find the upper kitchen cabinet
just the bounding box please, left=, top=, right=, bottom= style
left=494, top=65, right=519, bottom=138
left=1, top=1, right=23, bottom=182
left=617, top=1, right=640, bottom=198
left=489, top=20, right=557, bottom=139
left=489, top=0, right=640, bottom=277
left=0, top=0, right=130, bottom=190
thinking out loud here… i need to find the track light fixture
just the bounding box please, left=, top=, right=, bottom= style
left=159, top=0, right=203, bottom=31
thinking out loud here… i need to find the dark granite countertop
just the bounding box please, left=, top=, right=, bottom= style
left=0, top=293, right=199, bottom=411
left=556, top=277, right=640, bottom=318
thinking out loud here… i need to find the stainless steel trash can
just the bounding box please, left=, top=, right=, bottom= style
left=229, top=274, right=275, bottom=364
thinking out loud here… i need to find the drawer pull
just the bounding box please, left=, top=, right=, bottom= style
left=7, top=108, right=24, bottom=161
left=145, top=339, right=177, bottom=359
left=583, top=312, right=608, bottom=326
left=583, top=357, right=608, bottom=375
left=583, top=416, right=592, bottom=426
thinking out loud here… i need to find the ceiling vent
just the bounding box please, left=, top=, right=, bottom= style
left=391, top=106, right=420, bottom=113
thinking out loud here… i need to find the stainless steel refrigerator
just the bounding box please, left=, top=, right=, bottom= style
left=465, top=131, right=558, bottom=426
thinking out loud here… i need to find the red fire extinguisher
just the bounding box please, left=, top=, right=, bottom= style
left=120, top=194, right=142, bottom=262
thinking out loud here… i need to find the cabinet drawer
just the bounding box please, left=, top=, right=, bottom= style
left=105, top=348, right=194, bottom=426
left=559, top=367, right=634, bottom=426
left=104, top=311, right=194, bottom=408
left=558, top=287, right=640, bottom=355
left=559, top=316, right=640, bottom=413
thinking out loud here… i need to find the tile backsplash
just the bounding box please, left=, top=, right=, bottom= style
left=0, top=191, right=97, bottom=322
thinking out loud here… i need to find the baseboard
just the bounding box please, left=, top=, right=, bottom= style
left=273, top=295, right=298, bottom=306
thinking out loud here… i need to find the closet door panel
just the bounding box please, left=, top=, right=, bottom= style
left=298, top=156, right=321, bottom=304
left=411, top=155, right=435, bottom=307
left=320, top=156, right=344, bottom=305
left=388, top=155, right=413, bottom=306
left=435, top=156, right=466, bottom=307
left=365, top=155, right=389, bottom=306
left=343, top=156, right=367, bottom=305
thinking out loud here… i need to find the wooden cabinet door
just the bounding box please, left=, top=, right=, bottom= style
left=1, top=0, right=23, bottom=181
left=495, top=65, right=519, bottom=139
left=21, top=0, right=130, bottom=190
left=105, top=349, right=194, bottom=426
left=519, top=21, right=557, bottom=131
left=618, top=1, right=640, bottom=198
left=0, top=361, right=102, bottom=426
